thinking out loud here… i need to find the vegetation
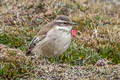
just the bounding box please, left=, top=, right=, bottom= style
left=0, top=0, right=120, bottom=79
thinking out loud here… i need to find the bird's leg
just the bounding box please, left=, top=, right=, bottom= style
left=55, top=56, right=60, bottom=64
left=43, top=56, right=49, bottom=65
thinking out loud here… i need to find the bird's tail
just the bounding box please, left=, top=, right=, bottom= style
left=26, top=48, right=32, bottom=56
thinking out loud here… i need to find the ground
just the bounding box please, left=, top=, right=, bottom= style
left=0, top=0, right=120, bottom=80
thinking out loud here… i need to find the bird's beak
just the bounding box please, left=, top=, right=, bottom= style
left=69, top=21, right=78, bottom=25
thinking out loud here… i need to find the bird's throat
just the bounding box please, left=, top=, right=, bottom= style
left=55, top=25, right=72, bottom=32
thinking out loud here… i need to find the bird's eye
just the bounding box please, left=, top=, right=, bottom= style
left=64, top=22, right=67, bottom=24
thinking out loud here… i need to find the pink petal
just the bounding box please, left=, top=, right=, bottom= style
left=72, top=30, right=77, bottom=37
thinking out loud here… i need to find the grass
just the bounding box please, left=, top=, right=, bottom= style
left=0, top=26, right=38, bottom=51
left=0, top=44, right=33, bottom=79
left=0, top=26, right=120, bottom=65
left=0, top=0, right=120, bottom=79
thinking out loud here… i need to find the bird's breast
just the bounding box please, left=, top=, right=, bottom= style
left=47, top=28, right=71, bottom=41
left=46, top=28, right=72, bottom=55
left=34, top=28, right=72, bottom=58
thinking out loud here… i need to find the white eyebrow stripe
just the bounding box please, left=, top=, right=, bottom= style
left=55, top=20, right=66, bottom=22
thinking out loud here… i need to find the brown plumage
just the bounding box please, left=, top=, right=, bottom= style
left=26, top=22, right=54, bottom=55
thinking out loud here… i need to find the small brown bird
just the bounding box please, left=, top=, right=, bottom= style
left=26, top=15, right=77, bottom=58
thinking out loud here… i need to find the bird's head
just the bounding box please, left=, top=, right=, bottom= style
left=54, top=15, right=77, bottom=33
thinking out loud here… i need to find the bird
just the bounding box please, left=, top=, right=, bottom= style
left=26, top=15, right=77, bottom=59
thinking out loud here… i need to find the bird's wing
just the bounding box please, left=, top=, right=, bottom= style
left=26, top=22, right=54, bottom=55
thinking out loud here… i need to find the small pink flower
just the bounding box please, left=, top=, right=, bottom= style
left=72, top=30, right=77, bottom=37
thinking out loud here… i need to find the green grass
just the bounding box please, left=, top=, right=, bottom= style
left=0, top=16, right=120, bottom=66
left=0, top=49, right=33, bottom=79
left=1, top=26, right=119, bottom=65
left=0, top=27, right=38, bottom=51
